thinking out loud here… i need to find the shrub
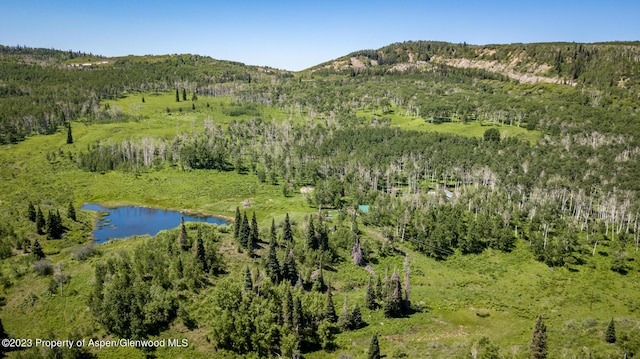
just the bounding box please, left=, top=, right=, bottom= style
left=32, top=259, right=53, bottom=276
left=72, top=244, right=100, bottom=261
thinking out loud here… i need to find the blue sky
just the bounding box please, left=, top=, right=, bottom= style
left=1, top=0, right=638, bottom=71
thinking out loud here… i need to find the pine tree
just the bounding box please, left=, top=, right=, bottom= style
left=283, top=213, right=293, bottom=242
left=293, top=296, right=304, bottom=334
left=32, top=239, right=45, bottom=259
left=366, top=276, right=377, bottom=310
left=270, top=218, right=277, bottom=244
left=606, top=318, right=616, bottom=343
left=317, top=215, right=329, bottom=251
left=368, top=333, right=380, bottom=359
left=240, top=211, right=250, bottom=248
left=234, top=207, right=241, bottom=240
left=282, top=250, right=298, bottom=285
left=307, top=217, right=318, bottom=250
left=175, top=89, right=180, bottom=102
left=376, top=275, right=384, bottom=301
left=46, top=210, right=54, bottom=238
left=312, top=264, right=326, bottom=292
left=250, top=212, right=259, bottom=247
left=266, top=234, right=280, bottom=284
left=351, top=303, right=364, bottom=329
left=195, top=226, right=207, bottom=272
left=338, top=296, right=352, bottom=331
left=324, top=286, right=337, bottom=323
left=243, top=267, right=253, bottom=293
left=66, top=122, right=73, bottom=144
left=36, top=206, right=45, bottom=234
left=384, top=269, right=403, bottom=318
left=46, top=210, right=63, bottom=239
left=68, top=201, right=76, bottom=221
left=55, top=210, right=63, bottom=238
left=530, top=315, right=547, bottom=359
left=28, top=202, right=36, bottom=222
left=182, top=88, right=187, bottom=101
left=283, top=286, right=293, bottom=327
left=178, top=216, right=188, bottom=251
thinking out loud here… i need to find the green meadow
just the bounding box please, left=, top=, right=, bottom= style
left=0, top=92, right=637, bottom=358
left=357, top=107, right=541, bottom=144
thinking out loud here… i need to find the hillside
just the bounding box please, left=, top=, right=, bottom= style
left=0, top=45, right=290, bottom=144
left=1, top=41, right=640, bottom=358
left=310, top=41, right=640, bottom=87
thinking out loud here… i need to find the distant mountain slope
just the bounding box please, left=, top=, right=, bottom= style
left=308, top=40, right=640, bottom=92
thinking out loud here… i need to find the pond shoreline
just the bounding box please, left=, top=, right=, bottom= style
left=82, top=203, right=230, bottom=243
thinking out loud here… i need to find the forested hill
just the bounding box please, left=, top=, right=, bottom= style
left=309, top=40, right=640, bottom=92
left=0, top=45, right=290, bottom=144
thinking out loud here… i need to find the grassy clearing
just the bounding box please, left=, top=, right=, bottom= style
left=101, top=92, right=295, bottom=128
left=357, top=108, right=541, bottom=144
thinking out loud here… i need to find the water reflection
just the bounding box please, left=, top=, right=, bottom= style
left=82, top=204, right=228, bottom=243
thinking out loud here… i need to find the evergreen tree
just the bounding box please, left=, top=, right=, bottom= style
left=243, top=267, right=253, bottom=293
left=175, top=89, right=180, bottom=102
left=46, top=210, right=63, bottom=239
left=281, top=250, right=298, bottom=284
left=338, top=296, right=352, bottom=331
left=182, top=88, right=187, bottom=101
left=293, top=296, right=304, bottom=334
left=240, top=211, right=250, bottom=248
left=32, top=239, right=45, bottom=259
left=283, top=213, right=293, bottom=242
left=66, top=122, right=73, bottom=144
left=366, top=276, right=377, bottom=310
left=68, top=201, right=76, bottom=221
left=266, top=234, right=280, bottom=284
left=178, top=216, right=188, bottom=251
left=530, top=315, right=547, bottom=359
left=28, top=202, right=36, bottom=222
left=270, top=218, right=277, bottom=244
left=307, top=217, right=318, bottom=250
left=283, top=286, right=293, bottom=327
left=368, top=333, right=380, bottom=359
left=384, top=269, right=403, bottom=318
left=234, top=207, right=241, bottom=240
left=250, top=212, right=259, bottom=247
left=195, top=226, right=207, bottom=272
left=606, top=318, right=616, bottom=343
left=312, top=264, right=326, bottom=292
left=317, top=215, right=329, bottom=251
left=376, top=275, right=384, bottom=301
left=324, top=286, right=337, bottom=323
left=36, top=206, right=45, bottom=234
left=351, top=303, right=364, bottom=329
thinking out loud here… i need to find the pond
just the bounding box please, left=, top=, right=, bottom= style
left=82, top=204, right=228, bottom=243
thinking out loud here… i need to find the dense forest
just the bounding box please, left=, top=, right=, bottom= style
left=1, top=41, right=640, bottom=358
